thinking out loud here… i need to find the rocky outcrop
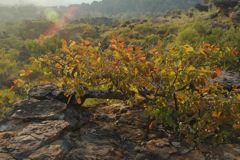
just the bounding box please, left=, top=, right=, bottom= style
left=0, top=82, right=240, bottom=159
left=210, top=71, right=240, bottom=92
left=214, top=0, right=238, bottom=15
left=195, top=3, right=209, bottom=12
left=230, top=1, right=240, bottom=22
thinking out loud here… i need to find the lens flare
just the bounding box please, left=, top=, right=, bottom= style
left=43, top=5, right=78, bottom=36
left=44, top=8, right=59, bottom=22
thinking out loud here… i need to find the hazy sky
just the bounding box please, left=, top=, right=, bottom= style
left=0, top=0, right=101, bottom=6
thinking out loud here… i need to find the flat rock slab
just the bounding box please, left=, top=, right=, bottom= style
left=4, top=100, right=67, bottom=120
left=29, top=84, right=65, bottom=100
left=0, top=153, right=15, bottom=160
left=0, top=120, right=69, bottom=160
left=29, top=144, right=64, bottom=160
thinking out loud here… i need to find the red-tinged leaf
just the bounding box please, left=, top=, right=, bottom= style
left=215, top=69, right=221, bottom=75
left=147, top=62, right=154, bottom=69
left=149, top=48, right=157, bottom=54
left=13, top=79, right=19, bottom=85
left=157, top=42, right=162, bottom=47
left=110, top=44, right=117, bottom=50
left=203, top=42, right=211, bottom=47
left=233, top=122, right=240, bottom=129
left=10, top=86, right=14, bottom=91
left=20, top=69, right=25, bottom=73
left=201, top=86, right=209, bottom=94
left=212, top=111, right=222, bottom=118
left=149, top=121, right=155, bottom=130
left=83, top=40, right=90, bottom=46
left=75, top=95, right=82, bottom=104
left=117, top=37, right=125, bottom=42
left=109, top=39, right=117, bottom=44
left=139, top=57, right=146, bottom=62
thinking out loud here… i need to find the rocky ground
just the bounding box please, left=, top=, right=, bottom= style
left=0, top=71, right=240, bottom=160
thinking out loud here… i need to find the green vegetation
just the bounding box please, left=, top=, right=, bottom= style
left=0, top=1, right=240, bottom=146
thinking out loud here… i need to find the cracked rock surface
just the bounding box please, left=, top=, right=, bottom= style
left=0, top=84, right=239, bottom=160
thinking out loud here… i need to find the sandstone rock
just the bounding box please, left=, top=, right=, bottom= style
left=17, top=120, right=69, bottom=144
left=1, top=85, right=240, bottom=160
left=220, top=144, right=240, bottom=160
left=29, top=84, right=65, bottom=101
left=11, top=100, right=67, bottom=120
left=29, top=144, right=64, bottom=160
left=0, top=120, right=69, bottom=159
left=170, top=149, right=205, bottom=160
left=0, top=153, right=15, bottom=160
left=1, top=97, right=89, bottom=132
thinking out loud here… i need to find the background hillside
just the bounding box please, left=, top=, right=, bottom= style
left=0, top=0, right=202, bottom=21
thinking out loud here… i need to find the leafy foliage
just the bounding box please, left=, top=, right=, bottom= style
left=0, top=49, right=19, bottom=89
left=0, top=89, right=20, bottom=119
left=26, top=36, right=240, bottom=146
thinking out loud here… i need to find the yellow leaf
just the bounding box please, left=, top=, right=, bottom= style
left=236, top=95, right=240, bottom=101
left=135, top=68, right=139, bottom=75
left=97, top=57, right=101, bottom=63
left=123, top=66, right=128, bottom=72
left=184, top=45, right=194, bottom=52
left=67, top=95, right=73, bottom=104
left=201, top=86, right=209, bottom=94
left=74, top=72, right=78, bottom=77
left=62, top=39, right=67, bottom=48
left=110, top=44, right=118, bottom=50
left=114, top=51, right=121, bottom=59
left=64, top=89, right=72, bottom=97
left=62, top=48, right=70, bottom=54
left=69, top=41, right=76, bottom=48
left=187, top=65, right=195, bottom=72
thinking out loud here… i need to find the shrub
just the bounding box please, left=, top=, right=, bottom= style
left=24, top=37, right=240, bottom=146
